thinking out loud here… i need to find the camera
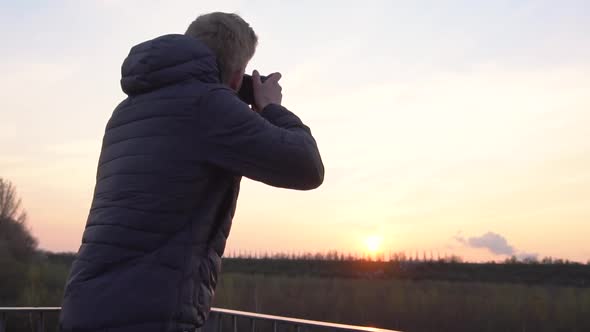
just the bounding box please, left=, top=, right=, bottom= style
left=238, top=74, right=268, bottom=106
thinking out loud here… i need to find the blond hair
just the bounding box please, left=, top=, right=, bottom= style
left=185, top=12, right=258, bottom=84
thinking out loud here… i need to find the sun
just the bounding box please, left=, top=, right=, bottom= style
left=364, top=235, right=383, bottom=254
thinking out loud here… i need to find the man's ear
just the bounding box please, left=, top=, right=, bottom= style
left=228, top=69, right=244, bottom=92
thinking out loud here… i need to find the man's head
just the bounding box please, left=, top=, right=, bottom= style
left=185, top=12, right=258, bottom=91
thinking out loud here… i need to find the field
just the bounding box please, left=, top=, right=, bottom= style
left=214, top=272, right=590, bottom=332
left=1, top=253, right=590, bottom=332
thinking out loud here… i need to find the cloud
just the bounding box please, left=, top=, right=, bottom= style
left=455, top=231, right=538, bottom=258
left=465, top=232, right=515, bottom=255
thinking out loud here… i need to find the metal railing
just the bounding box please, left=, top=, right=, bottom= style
left=0, top=308, right=60, bottom=332
left=0, top=307, right=399, bottom=332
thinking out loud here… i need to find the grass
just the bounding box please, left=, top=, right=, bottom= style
left=2, top=254, right=590, bottom=332
left=213, top=273, right=590, bottom=332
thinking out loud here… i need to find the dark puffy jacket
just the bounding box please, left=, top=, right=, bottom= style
left=59, top=34, right=324, bottom=332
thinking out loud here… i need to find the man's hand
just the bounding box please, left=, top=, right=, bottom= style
left=252, top=70, right=282, bottom=112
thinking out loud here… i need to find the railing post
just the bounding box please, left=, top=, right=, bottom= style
left=37, top=311, right=45, bottom=332
left=217, top=313, right=222, bottom=332
left=232, top=315, right=237, bottom=332
left=250, top=317, right=256, bottom=332
left=272, top=320, right=277, bottom=332
left=0, top=312, right=6, bottom=332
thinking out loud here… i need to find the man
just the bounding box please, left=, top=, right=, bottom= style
left=59, top=12, right=324, bottom=332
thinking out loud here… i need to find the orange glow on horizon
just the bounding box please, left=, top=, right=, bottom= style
left=364, top=235, right=383, bottom=255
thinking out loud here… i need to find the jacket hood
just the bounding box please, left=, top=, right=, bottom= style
left=120, top=34, right=220, bottom=95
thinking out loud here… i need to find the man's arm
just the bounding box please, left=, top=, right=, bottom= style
left=195, top=87, right=324, bottom=190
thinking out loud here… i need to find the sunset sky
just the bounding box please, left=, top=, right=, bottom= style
left=1, top=0, right=589, bottom=262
